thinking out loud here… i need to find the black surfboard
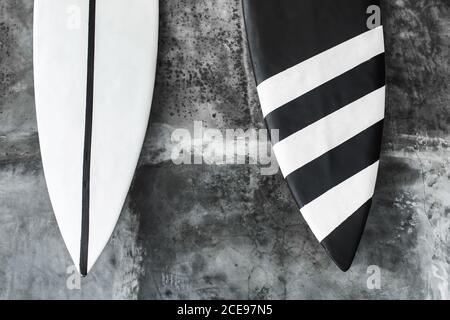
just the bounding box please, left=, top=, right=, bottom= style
left=243, top=0, right=386, bottom=271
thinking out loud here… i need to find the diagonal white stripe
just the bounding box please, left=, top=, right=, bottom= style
left=273, top=86, right=385, bottom=178
left=257, top=26, right=385, bottom=118
left=301, top=161, right=379, bottom=242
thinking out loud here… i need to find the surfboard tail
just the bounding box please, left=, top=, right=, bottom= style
left=243, top=0, right=385, bottom=270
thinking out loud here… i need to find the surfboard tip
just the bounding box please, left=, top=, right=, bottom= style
left=321, top=242, right=354, bottom=272
left=79, top=269, right=88, bottom=278
left=320, top=200, right=372, bottom=272
left=79, top=263, right=88, bottom=278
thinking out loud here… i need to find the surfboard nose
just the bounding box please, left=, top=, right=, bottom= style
left=320, top=200, right=373, bottom=271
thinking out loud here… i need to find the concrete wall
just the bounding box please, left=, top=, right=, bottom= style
left=0, top=0, right=449, bottom=299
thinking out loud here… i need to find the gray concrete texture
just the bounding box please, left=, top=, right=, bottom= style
left=0, top=0, right=449, bottom=299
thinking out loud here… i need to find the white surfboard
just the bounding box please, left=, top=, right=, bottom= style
left=33, top=0, right=158, bottom=275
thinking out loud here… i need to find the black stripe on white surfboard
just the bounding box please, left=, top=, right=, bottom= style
left=243, top=0, right=381, bottom=84
left=80, top=0, right=96, bottom=277
left=286, top=120, right=383, bottom=209
left=265, top=53, right=385, bottom=141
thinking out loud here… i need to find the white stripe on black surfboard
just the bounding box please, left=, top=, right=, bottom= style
left=243, top=0, right=382, bottom=84
left=286, top=120, right=383, bottom=208
left=80, top=0, right=96, bottom=277
left=273, top=86, right=385, bottom=178
left=301, top=161, right=380, bottom=242
left=265, top=53, right=385, bottom=141
left=257, top=26, right=385, bottom=118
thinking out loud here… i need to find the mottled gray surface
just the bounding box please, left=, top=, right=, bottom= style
left=0, top=0, right=449, bottom=299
